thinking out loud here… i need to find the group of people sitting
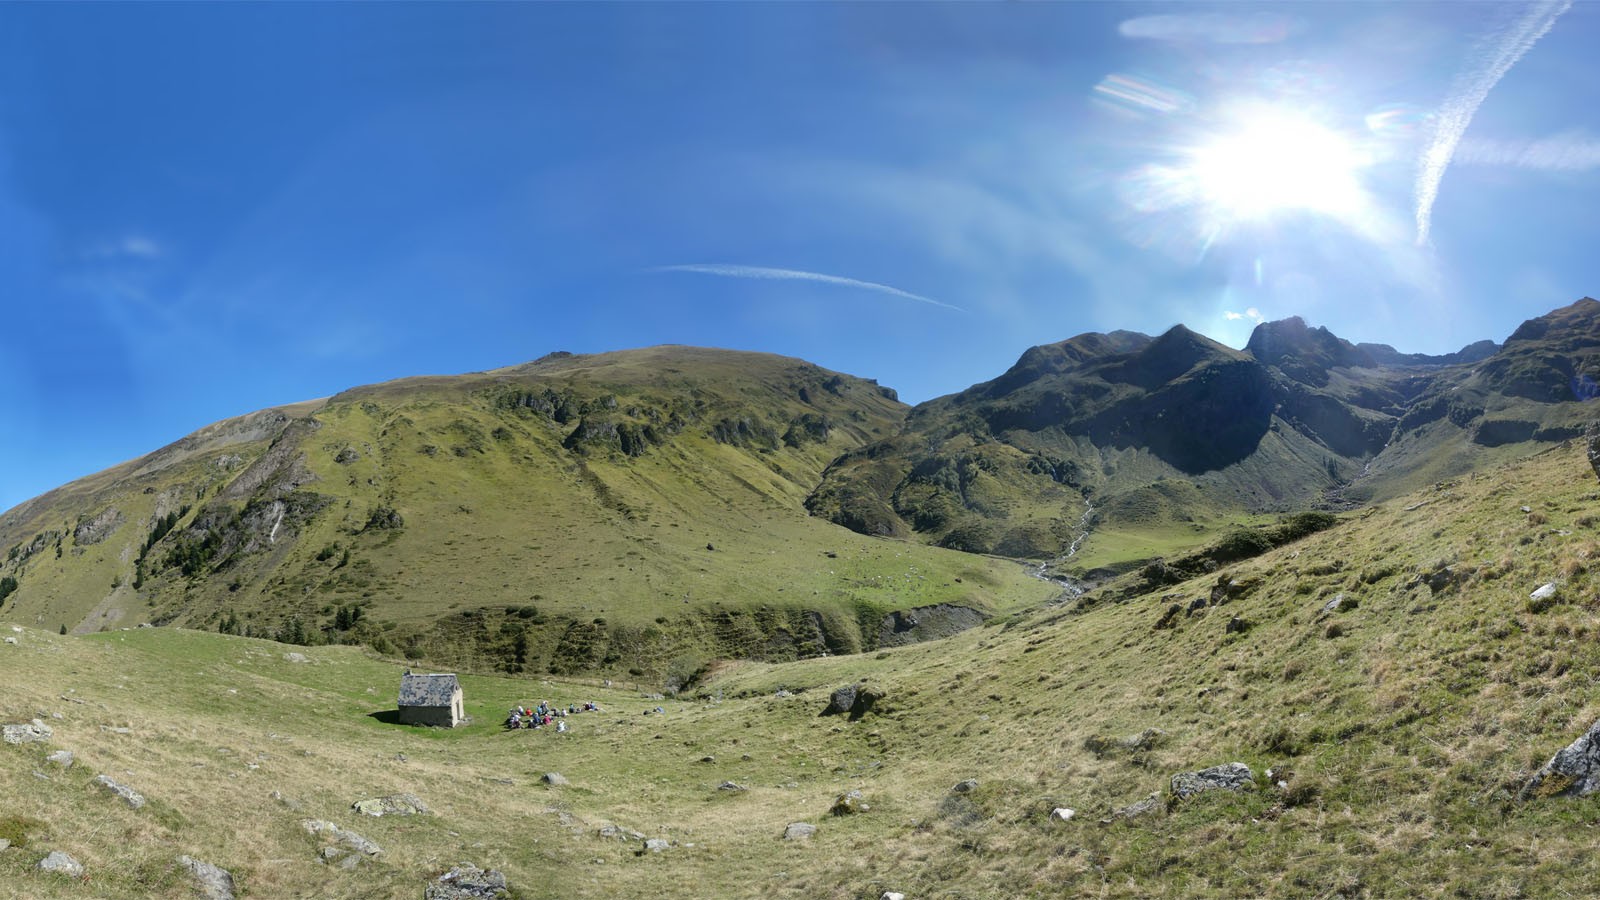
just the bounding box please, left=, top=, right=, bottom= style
left=505, top=699, right=601, bottom=732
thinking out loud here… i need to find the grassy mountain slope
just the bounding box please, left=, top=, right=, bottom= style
left=0, top=347, right=1053, bottom=679
left=6, top=441, right=1600, bottom=898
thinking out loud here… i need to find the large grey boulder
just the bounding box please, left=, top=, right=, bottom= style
left=1170, top=762, right=1255, bottom=799
left=37, top=850, right=83, bottom=877
left=45, top=750, right=73, bottom=768
left=820, top=683, right=883, bottom=719
left=177, top=855, right=236, bottom=900
left=1521, top=718, right=1600, bottom=799
left=426, top=863, right=510, bottom=900
left=822, top=685, right=858, bottom=716
left=782, top=822, right=817, bottom=841
left=95, top=775, right=146, bottom=809
left=351, top=793, right=429, bottom=817
left=2, top=719, right=52, bottom=745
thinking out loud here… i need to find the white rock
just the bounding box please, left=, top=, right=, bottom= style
left=882, top=893, right=907, bottom=900
left=38, top=850, right=84, bottom=877
left=1050, top=807, right=1076, bottom=821
left=3, top=637, right=15, bottom=645
left=1532, top=583, right=1558, bottom=601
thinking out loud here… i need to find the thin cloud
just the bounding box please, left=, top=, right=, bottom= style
left=1414, top=0, right=1570, bottom=245
left=1455, top=134, right=1600, bottom=172
left=653, top=264, right=963, bottom=312
left=1224, top=307, right=1263, bottom=322
left=1118, top=13, right=1294, bottom=45
left=83, top=234, right=163, bottom=261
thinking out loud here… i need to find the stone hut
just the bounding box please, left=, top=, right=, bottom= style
left=397, top=672, right=465, bottom=727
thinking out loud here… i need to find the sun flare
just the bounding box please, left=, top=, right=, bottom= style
left=1186, top=106, right=1369, bottom=221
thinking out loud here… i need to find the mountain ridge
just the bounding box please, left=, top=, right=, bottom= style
left=6, top=300, right=1600, bottom=677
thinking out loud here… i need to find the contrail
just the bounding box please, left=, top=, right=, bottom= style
left=1456, top=134, right=1600, bottom=172
left=653, top=264, right=963, bottom=312
left=1414, top=0, right=1570, bottom=245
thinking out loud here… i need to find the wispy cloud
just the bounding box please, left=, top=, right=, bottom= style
left=1118, top=13, right=1294, bottom=45
left=83, top=234, right=163, bottom=260
left=1414, top=0, right=1570, bottom=245
left=652, top=263, right=963, bottom=312
left=1455, top=134, right=1600, bottom=172
left=1224, top=307, right=1263, bottom=322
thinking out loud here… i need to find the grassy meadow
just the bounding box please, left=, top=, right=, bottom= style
left=8, top=441, right=1600, bottom=897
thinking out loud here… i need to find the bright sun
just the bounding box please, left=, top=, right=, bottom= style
left=1185, top=105, right=1369, bottom=221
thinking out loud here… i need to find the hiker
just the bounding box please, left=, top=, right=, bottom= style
left=557, top=719, right=567, bottom=733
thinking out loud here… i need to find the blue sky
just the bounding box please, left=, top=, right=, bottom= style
left=2, top=2, right=1597, bottom=511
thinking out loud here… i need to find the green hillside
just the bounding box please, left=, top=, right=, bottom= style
left=6, top=440, right=1600, bottom=898
left=0, top=347, right=1054, bottom=681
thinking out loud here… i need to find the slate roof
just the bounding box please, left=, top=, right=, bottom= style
left=398, top=673, right=460, bottom=707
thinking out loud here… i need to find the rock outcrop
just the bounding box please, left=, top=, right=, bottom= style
left=1170, top=762, right=1255, bottom=799
left=177, top=855, right=236, bottom=900
left=351, top=793, right=429, bottom=817
left=1521, top=718, right=1600, bottom=799
left=426, top=863, right=511, bottom=900
left=94, top=775, right=147, bottom=809
left=37, top=850, right=84, bottom=877
left=2, top=719, right=52, bottom=745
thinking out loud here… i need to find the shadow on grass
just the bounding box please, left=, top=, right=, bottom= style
left=367, top=709, right=403, bottom=725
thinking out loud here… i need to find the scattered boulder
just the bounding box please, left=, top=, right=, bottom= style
left=1101, top=794, right=1162, bottom=824
left=1521, top=718, right=1600, bottom=799
left=283, top=652, right=309, bottom=663
left=1153, top=603, right=1183, bottom=630
left=1529, top=582, right=1560, bottom=612
left=829, top=789, right=869, bottom=816
left=882, top=893, right=906, bottom=900
left=426, top=863, right=509, bottom=900
left=950, top=779, right=979, bottom=794
left=1084, top=728, right=1167, bottom=758
left=3, top=637, right=15, bottom=645
left=1225, top=616, right=1251, bottom=635
left=782, top=822, right=817, bottom=841
left=301, top=819, right=382, bottom=867
left=45, top=750, right=73, bottom=768
left=95, top=775, right=146, bottom=809
left=717, top=781, right=746, bottom=792
left=177, top=855, right=236, bottom=900
left=644, top=838, right=670, bottom=853
left=2, top=719, right=52, bottom=745
left=1171, top=762, right=1255, bottom=800
left=0, top=838, right=9, bottom=851
left=819, top=683, right=882, bottom=720
left=334, top=447, right=362, bottom=465
left=597, top=824, right=646, bottom=842
left=822, top=685, right=858, bottom=717
left=351, top=793, right=429, bottom=817
left=541, top=772, right=569, bottom=787
left=37, top=850, right=84, bottom=877
left=1050, top=807, right=1076, bottom=822
left=1318, top=593, right=1356, bottom=617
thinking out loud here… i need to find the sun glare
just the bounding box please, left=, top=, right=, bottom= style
left=1186, top=107, right=1368, bottom=221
